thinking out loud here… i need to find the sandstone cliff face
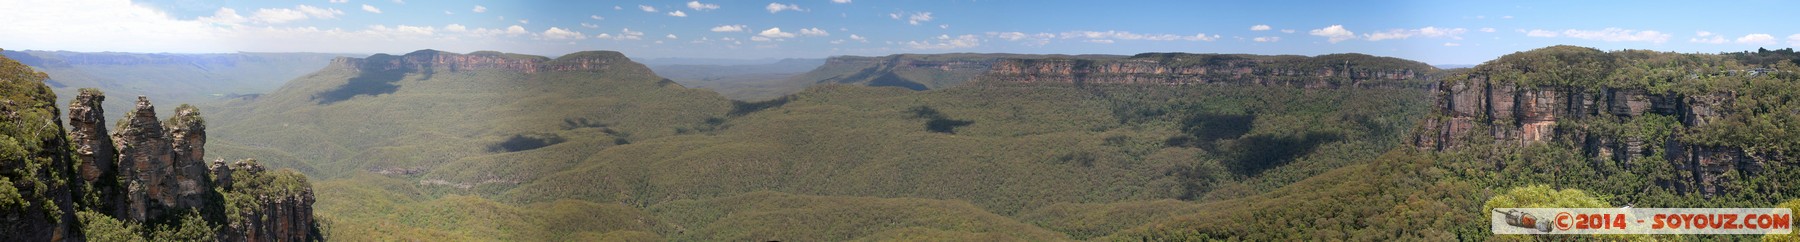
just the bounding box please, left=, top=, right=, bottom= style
left=799, top=53, right=1433, bottom=91
left=331, top=49, right=649, bottom=75
left=69, top=94, right=319, bottom=241
left=214, top=160, right=318, bottom=242
left=981, top=53, right=1429, bottom=87
left=67, top=90, right=126, bottom=218
left=1414, top=74, right=1765, bottom=196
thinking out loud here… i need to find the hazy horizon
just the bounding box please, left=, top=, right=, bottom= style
left=3, top=0, right=1798, bottom=65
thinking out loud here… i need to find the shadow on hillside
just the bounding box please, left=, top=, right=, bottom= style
left=488, top=133, right=566, bottom=152
left=909, top=106, right=974, bottom=134
left=1224, top=132, right=1341, bottom=176
left=867, top=72, right=928, bottom=91
left=313, top=55, right=430, bottom=104
left=1165, top=113, right=1256, bottom=149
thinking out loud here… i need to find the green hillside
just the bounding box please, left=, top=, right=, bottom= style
left=185, top=47, right=1800, bottom=240
left=191, top=48, right=1445, bottom=240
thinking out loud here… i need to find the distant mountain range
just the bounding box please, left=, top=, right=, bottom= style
left=0, top=50, right=349, bottom=121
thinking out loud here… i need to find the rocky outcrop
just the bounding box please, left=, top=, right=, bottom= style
left=981, top=53, right=1432, bottom=87
left=1414, top=68, right=1768, bottom=196
left=331, top=49, right=649, bottom=75
left=795, top=52, right=1435, bottom=90
left=67, top=89, right=125, bottom=217
left=216, top=160, right=319, bottom=242
left=69, top=95, right=319, bottom=241
left=112, top=96, right=185, bottom=222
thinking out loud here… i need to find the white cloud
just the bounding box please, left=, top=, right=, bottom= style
left=1417, top=27, right=1465, bottom=38
left=472, top=5, right=486, bottom=13
left=1502, top=15, right=1513, bottom=19
left=1280, top=29, right=1295, bottom=33
left=1789, top=34, right=1800, bottom=46
left=905, top=34, right=980, bottom=49
left=907, top=12, right=933, bottom=25
left=542, top=27, right=585, bottom=40
left=1690, top=31, right=1726, bottom=44
left=580, top=23, right=599, bottom=28
left=1558, top=28, right=1670, bottom=43
left=1443, top=42, right=1461, bottom=46
left=1363, top=30, right=1409, bottom=41
left=758, top=27, right=796, bottom=38
left=800, top=27, right=829, bottom=36
left=1479, top=27, right=1496, bottom=33
left=444, top=10, right=453, bottom=15
left=1058, top=30, right=1217, bottom=42
left=687, top=1, right=720, bottom=10
left=505, top=25, right=526, bottom=35
left=596, top=28, right=644, bottom=40
left=830, top=39, right=845, bottom=44
left=639, top=5, right=657, bottom=12
left=614, top=6, right=622, bottom=10
left=392, top=0, right=404, bottom=4
left=1363, top=26, right=1466, bottom=41
left=247, top=5, right=342, bottom=24
left=444, top=24, right=467, bottom=32
left=1253, top=36, right=1280, bottom=42
left=832, top=0, right=852, bottom=3
left=1522, top=29, right=1558, bottom=37
left=518, top=19, right=529, bottom=24
left=849, top=34, right=868, bottom=42
left=329, top=0, right=347, bottom=3
left=987, top=32, right=1053, bottom=46
left=1086, top=39, right=1115, bottom=44
left=1250, top=24, right=1271, bottom=31
left=1309, top=25, right=1356, bottom=43
left=766, top=3, right=806, bottom=13
left=1736, top=34, right=1776, bottom=45
left=667, top=34, right=678, bottom=39
left=750, top=36, right=772, bottom=42
left=364, top=25, right=436, bottom=36
left=360, top=4, right=381, bottom=13
left=590, top=15, right=603, bottom=20
left=711, top=24, right=747, bottom=32
left=668, top=10, right=687, bottom=17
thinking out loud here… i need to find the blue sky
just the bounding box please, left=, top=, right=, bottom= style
left=1, top=0, right=1797, bottom=64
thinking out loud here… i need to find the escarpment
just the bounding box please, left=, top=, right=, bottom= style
left=1413, top=45, right=1795, bottom=196
left=329, top=49, right=651, bottom=75
left=795, top=52, right=1437, bottom=90
left=2, top=48, right=320, bottom=241
left=983, top=53, right=1433, bottom=87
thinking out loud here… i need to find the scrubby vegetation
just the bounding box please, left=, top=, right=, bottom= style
left=18, top=46, right=1770, bottom=240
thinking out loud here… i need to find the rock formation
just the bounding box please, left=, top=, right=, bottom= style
left=981, top=53, right=1431, bottom=87
left=70, top=95, right=320, bottom=241
left=1412, top=47, right=1783, bottom=196
left=215, top=159, right=318, bottom=242
left=0, top=74, right=322, bottom=241
left=68, top=89, right=123, bottom=216
left=331, top=49, right=650, bottom=75
left=793, top=52, right=1438, bottom=91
